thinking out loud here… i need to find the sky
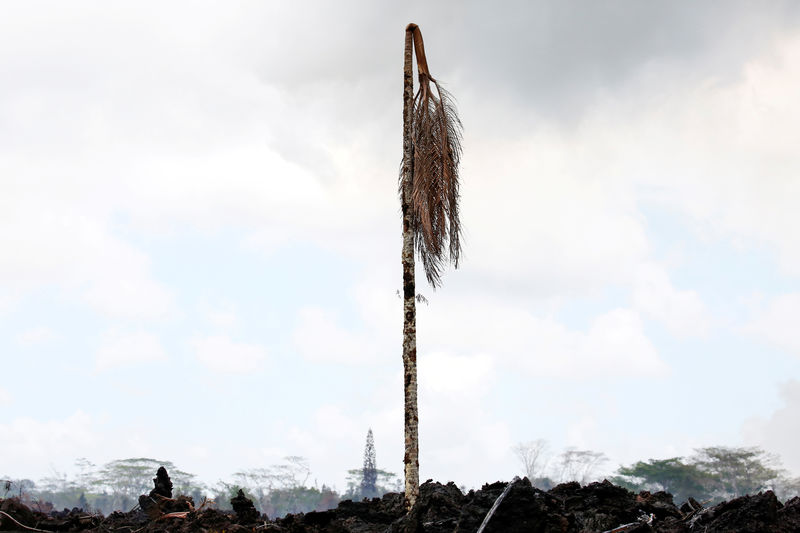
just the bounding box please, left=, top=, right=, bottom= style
left=3, top=1, right=800, bottom=494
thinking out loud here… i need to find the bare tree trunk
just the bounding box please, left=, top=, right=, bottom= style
left=401, top=23, right=419, bottom=511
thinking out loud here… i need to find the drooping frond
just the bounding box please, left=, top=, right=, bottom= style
left=402, top=24, right=463, bottom=288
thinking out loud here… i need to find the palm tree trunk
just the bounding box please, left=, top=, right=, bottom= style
left=401, top=23, right=419, bottom=510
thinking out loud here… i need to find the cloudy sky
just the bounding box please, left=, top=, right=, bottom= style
left=3, top=1, right=800, bottom=493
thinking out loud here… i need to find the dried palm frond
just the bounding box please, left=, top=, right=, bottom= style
left=403, top=23, right=463, bottom=288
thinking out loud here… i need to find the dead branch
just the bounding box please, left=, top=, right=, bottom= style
left=196, top=496, right=213, bottom=511
left=476, top=477, right=520, bottom=533
left=602, top=512, right=654, bottom=533
left=0, top=510, right=50, bottom=532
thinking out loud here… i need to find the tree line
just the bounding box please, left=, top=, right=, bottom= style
left=513, top=439, right=800, bottom=504
left=1, top=432, right=397, bottom=518
left=6, top=439, right=799, bottom=519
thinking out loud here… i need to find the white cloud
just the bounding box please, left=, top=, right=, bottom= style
left=16, top=326, right=57, bottom=346
left=0, top=411, right=97, bottom=477
left=526, top=308, right=666, bottom=378
left=744, top=293, right=800, bottom=355
left=418, top=352, right=494, bottom=395
left=292, top=307, right=382, bottom=364
left=199, top=302, right=240, bottom=331
left=743, top=380, right=800, bottom=475
left=419, top=300, right=668, bottom=379
left=417, top=372, right=516, bottom=485
left=0, top=387, right=11, bottom=406
left=95, top=330, right=167, bottom=372
left=187, top=445, right=211, bottom=461
left=581, top=33, right=800, bottom=276
left=191, top=335, right=267, bottom=374
left=0, top=199, right=175, bottom=320
left=461, top=133, right=649, bottom=298
left=444, top=32, right=800, bottom=306
left=453, top=33, right=800, bottom=303
left=420, top=413, right=515, bottom=487
left=0, top=287, right=22, bottom=316
left=0, top=411, right=187, bottom=482
left=82, top=276, right=175, bottom=321
left=565, top=416, right=603, bottom=452
left=632, top=262, right=710, bottom=337
left=352, top=274, right=402, bottom=339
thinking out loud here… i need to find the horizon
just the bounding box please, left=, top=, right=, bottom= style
left=2, top=442, right=794, bottom=498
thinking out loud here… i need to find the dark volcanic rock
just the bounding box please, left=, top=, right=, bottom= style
left=46, top=506, right=103, bottom=531
left=230, top=488, right=261, bottom=524
left=137, top=465, right=174, bottom=519
left=551, top=479, right=642, bottom=531
left=778, top=496, right=800, bottom=525
left=454, top=478, right=570, bottom=533
left=138, top=466, right=195, bottom=519
left=1, top=497, right=46, bottom=531
left=689, top=491, right=797, bottom=533
left=391, top=480, right=465, bottom=533
left=181, top=508, right=240, bottom=532
left=151, top=466, right=174, bottom=498
left=321, top=492, right=405, bottom=532
left=635, top=491, right=683, bottom=522
left=5, top=475, right=800, bottom=532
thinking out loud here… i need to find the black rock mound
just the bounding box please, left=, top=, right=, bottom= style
left=3, top=475, right=800, bottom=532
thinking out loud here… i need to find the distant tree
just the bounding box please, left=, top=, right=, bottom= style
left=74, top=458, right=97, bottom=491
left=19, top=458, right=200, bottom=515
left=36, top=468, right=88, bottom=511
left=211, top=481, right=245, bottom=511
left=269, top=456, right=311, bottom=489
left=400, top=22, right=463, bottom=509
left=231, top=457, right=317, bottom=516
left=38, top=470, right=71, bottom=494
left=340, top=428, right=399, bottom=501
left=614, top=447, right=784, bottom=504
left=612, top=457, right=708, bottom=504
left=774, top=476, right=800, bottom=502
left=77, top=492, right=89, bottom=512
left=317, top=484, right=340, bottom=510
left=513, top=439, right=550, bottom=482
left=170, top=468, right=203, bottom=498
left=557, top=448, right=608, bottom=484
left=18, top=478, right=36, bottom=498
left=261, top=485, right=340, bottom=519
left=361, top=429, right=378, bottom=499
left=344, top=468, right=400, bottom=500
left=234, top=456, right=311, bottom=494
left=1, top=478, right=36, bottom=499
left=95, top=458, right=161, bottom=500
left=692, top=446, right=780, bottom=500
left=90, top=458, right=203, bottom=512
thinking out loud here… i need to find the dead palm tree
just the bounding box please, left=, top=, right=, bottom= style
left=400, top=22, right=463, bottom=510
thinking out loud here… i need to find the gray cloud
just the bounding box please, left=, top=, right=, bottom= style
left=4, top=1, right=798, bottom=168
left=744, top=380, right=800, bottom=475
left=455, top=1, right=800, bottom=120
left=237, top=1, right=800, bottom=124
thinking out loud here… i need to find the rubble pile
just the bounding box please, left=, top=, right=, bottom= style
left=2, top=469, right=800, bottom=532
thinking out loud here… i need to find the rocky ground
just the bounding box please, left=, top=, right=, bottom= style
left=2, top=471, right=800, bottom=532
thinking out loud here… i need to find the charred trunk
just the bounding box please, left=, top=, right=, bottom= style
left=401, top=23, right=419, bottom=510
